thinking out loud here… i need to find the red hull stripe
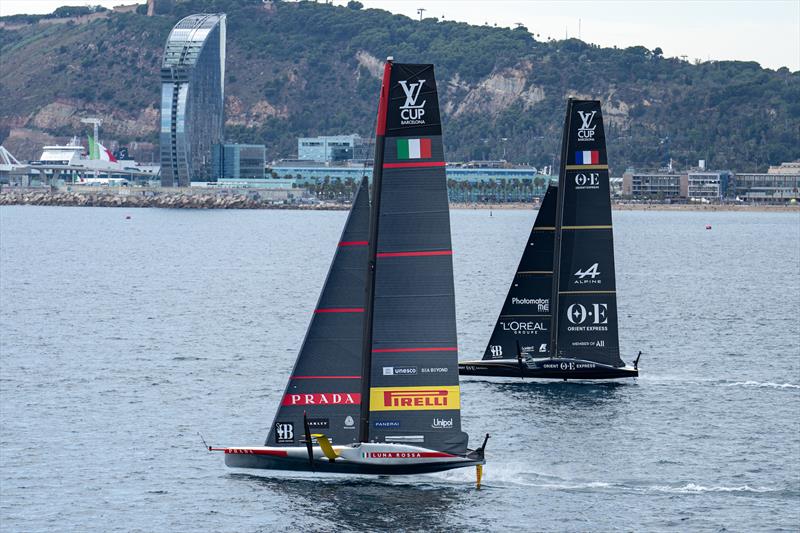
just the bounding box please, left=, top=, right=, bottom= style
left=223, top=448, right=289, bottom=457
left=372, top=347, right=458, bottom=353
left=315, top=308, right=364, bottom=313
left=383, top=161, right=446, bottom=169
left=339, top=241, right=368, bottom=247
left=291, top=375, right=361, bottom=379
left=377, top=250, right=452, bottom=258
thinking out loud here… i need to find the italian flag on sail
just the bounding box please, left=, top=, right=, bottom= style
left=397, top=138, right=432, bottom=160
left=575, top=150, right=600, bottom=165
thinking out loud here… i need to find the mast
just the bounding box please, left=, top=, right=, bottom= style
left=359, top=58, right=393, bottom=443
left=549, top=100, right=573, bottom=357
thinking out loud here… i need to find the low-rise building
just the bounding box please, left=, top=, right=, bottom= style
left=298, top=134, right=366, bottom=162
left=732, top=161, right=800, bottom=202
left=212, top=143, right=266, bottom=181
left=622, top=169, right=688, bottom=198
left=687, top=170, right=732, bottom=200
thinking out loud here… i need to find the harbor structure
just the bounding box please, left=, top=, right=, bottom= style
left=159, top=13, right=226, bottom=187
left=212, top=143, right=266, bottom=180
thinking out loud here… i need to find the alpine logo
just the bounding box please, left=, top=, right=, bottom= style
left=275, top=422, right=294, bottom=443
left=370, top=386, right=461, bottom=411
left=566, top=303, right=609, bottom=327
left=574, top=263, right=602, bottom=284
left=281, top=393, right=361, bottom=406
left=577, top=110, right=597, bottom=141
left=431, top=417, right=454, bottom=429
left=490, top=345, right=503, bottom=358
left=574, top=172, right=600, bottom=190
left=398, top=79, right=426, bottom=125
left=539, top=343, right=548, bottom=353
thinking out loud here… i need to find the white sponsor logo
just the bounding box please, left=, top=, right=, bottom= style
left=398, top=79, right=426, bottom=125
left=275, top=422, right=294, bottom=443
left=383, top=366, right=417, bottom=375
left=421, top=367, right=448, bottom=374
left=501, top=320, right=547, bottom=334
left=574, top=172, right=600, bottom=190
left=431, top=417, right=454, bottom=429
left=566, top=303, right=609, bottom=332
left=539, top=343, right=548, bottom=353
left=344, top=415, right=355, bottom=428
left=490, top=345, right=503, bottom=358
left=574, top=263, right=602, bottom=284
left=511, top=297, right=549, bottom=312
left=577, top=110, right=597, bottom=142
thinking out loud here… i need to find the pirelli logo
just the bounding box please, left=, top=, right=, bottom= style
left=369, top=386, right=460, bottom=411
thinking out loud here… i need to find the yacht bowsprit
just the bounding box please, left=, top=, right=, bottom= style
left=211, top=59, right=488, bottom=481
left=459, top=99, right=640, bottom=380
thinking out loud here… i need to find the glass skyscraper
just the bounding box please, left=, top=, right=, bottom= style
left=159, top=13, right=226, bottom=187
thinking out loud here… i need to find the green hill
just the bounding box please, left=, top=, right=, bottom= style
left=1, top=0, right=798, bottom=172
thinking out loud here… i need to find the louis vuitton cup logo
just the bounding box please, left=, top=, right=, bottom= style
left=398, top=79, right=427, bottom=125
left=577, top=110, right=597, bottom=142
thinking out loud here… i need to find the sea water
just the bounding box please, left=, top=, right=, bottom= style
left=1, top=206, right=798, bottom=531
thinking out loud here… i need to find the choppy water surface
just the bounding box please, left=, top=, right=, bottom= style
left=1, top=206, right=798, bottom=532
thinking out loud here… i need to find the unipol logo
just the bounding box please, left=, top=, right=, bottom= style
left=574, top=172, right=600, bottom=190
left=275, top=422, right=294, bottom=443
left=490, top=345, right=503, bottom=358
left=398, top=79, right=426, bottom=125
left=577, top=110, right=597, bottom=141
left=574, top=263, right=601, bottom=284
left=566, top=303, right=608, bottom=325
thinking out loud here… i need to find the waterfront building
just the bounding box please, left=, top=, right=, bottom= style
left=622, top=169, right=688, bottom=198
left=212, top=143, right=265, bottom=181
left=687, top=170, right=732, bottom=200
left=732, top=161, right=800, bottom=202
left=298, top=135, right=365, bottom=162
left=159, top=13, right=226, bottom=187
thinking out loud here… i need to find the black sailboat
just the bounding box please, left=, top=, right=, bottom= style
left=211, top=59, right=487, bottom=478
left=459, top=99, right=639, bottom=380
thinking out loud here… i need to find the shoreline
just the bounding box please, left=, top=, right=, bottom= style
left=1, top=190, right=797, bottom=212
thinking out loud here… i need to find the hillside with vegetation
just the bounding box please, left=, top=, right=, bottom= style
left=1, top=0, right=798, bottom=172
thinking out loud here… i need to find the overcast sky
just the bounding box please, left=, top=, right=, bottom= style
left=2, top=0, right=798, bottom=71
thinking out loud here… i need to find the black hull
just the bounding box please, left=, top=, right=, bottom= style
left=224, top=451, right=482, bottom=476
left=459, top=358, right=638, bottom=380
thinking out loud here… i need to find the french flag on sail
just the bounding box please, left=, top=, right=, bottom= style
left=575, top=150, right=600, bottom=165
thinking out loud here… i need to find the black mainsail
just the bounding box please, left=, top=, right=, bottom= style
left=214, top=60, right=486, bottom=478
left=361, top=62, right=469, bottom=456
left=459, top=98, right=637, bottom=380
left=264, top=177, right=369, bottom=447
left=480, top=184, right=557, bottom=362
left=550, top=99, right=623, bottom=366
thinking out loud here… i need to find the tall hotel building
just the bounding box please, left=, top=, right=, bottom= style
left=159, top=14, right=226, bottom=186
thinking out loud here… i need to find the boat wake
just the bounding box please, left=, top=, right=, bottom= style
left=721, top=380, right=800, bottom=390
left=649, top=483, right=776, bottom=494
